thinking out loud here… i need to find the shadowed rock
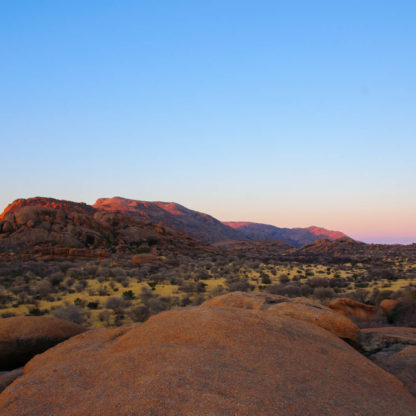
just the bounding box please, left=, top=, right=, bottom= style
left=0, top=316, right=86, bottom=370
left=0, top=368, right=23, bottom=392
left=360, top=327, right=416, bottom=396
left=0, top=302, right=415, bottom=415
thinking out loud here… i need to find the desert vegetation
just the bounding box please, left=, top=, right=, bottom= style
left=1, top=248, right=415, bottom=328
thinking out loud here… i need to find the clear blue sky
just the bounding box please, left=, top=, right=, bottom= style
left=1, top=1, right=415, bottom=243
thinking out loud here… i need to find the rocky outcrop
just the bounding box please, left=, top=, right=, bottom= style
left=1, top=301, right=415, bottom=415
left=0, top=199, right=213, bottom=257
left=94, top=197, right=244, bottom=243
left=266, top=300, right=359, bottom=342
left=327, top=297, right=378, bottom=322
left=359, top=327, right=416, bottom=396
left=0, top=197, right=96, bottom=220
left=202, top=291, right=280, bottom=310
left=131, top=253, right=162, bottom=265
left=0, top=316, right=86, bottom=370
left=380, top=299, right=399, bottom=315
left=203, top=292, right=359, bottom=342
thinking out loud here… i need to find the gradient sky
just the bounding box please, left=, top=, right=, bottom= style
left=1, top=1, right=415, bottom=244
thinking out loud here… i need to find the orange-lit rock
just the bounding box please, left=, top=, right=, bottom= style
left=380, top=299, right=399, bottom=315
left=327, top=297, right=377, bottom=321
left=1, top=305, right=415, bottom=416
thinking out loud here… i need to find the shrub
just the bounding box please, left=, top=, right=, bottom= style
left=261, top=275, right=272, bottom=284
left=122, top=290, right=135, bottom=300
left=52, top=305, right=86, bottom=325
left=329, top=278, right=348, bottom=289
left=279, top=274, right=290, bottom=284
left=1, top=312, right=16, bottom=318
left=313, top=287, right=335, bottom=302
left=309, top=277, right=330, bottom=288
left=268, top=284, right=301, bottom=297
left=105, top=297, right=129, bottom=312
left=34, top=280, right=53, bottom=297
left=28, top=307, right=44, bottom=316
left=300, top=284, right=313, bottom=296
left=48, top=272, right=65, bottom=286
left=129, top=305, right=150, bottom=322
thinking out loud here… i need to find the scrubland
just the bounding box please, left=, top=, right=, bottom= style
left=1, top=251, right=415, bottom=328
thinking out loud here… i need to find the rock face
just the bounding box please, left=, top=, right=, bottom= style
left=0, top=368, right=23, bottom=393
left=0, top=316, right=86, bottom=370
left=327, top=297, right=378, bottom=322
left=360, top=327, right=416, bottom=397
left=1, top=297, right=415, bottom=415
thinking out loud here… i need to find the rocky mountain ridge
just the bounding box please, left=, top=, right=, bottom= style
left=224, top=221, right=348, bottom=247
left=1, top=196, right=349, bottom=246
left=0, top=199, right=212, bottom=258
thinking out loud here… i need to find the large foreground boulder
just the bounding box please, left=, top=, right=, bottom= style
left=0, top=304, right=415, bottom=415
left=0, top=316, right=86, bottom=370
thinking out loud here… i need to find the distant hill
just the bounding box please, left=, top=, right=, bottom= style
left=0, top=197, right=96, bottom=220
left=0, top=196, right=350, bottom=247
left=224, top=222, right=348, bottom=247
left=93, top=197, right=242, bottom=243
left=0, top=197, right=212, bottom=257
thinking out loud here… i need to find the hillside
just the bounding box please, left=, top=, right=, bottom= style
left=93, top=197, right=243, bottom=242
left=224, top=221, right=347, bottom=247
left=0, top=198, right=212, bottom=257
left=293, top=236, right=416, bottom=260
left=0, top=197, right=96, bottom=220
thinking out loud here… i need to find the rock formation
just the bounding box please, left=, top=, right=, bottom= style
left=0, top=294, right=415, bottom=415
left=0, top=316, right=86, bottom=370
left=360, top=327, right=416, bottom=396
left=327, top=297, right=378, bottom=322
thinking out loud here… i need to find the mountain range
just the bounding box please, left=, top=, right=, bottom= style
left=1, top=196, right=348, bottom=247
left=224, top=222, right=347, bottom=247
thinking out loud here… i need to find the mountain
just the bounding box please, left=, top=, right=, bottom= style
left=294, top=237, right=416, bottom=261
left=302, top=226, right=347, bottom=240
left=0, top=197, right=212, bottom=257
left=0, top=197, right=96, bottom=220
left=223, top=222, right=348, bottom=247
left=93, top=197, right=243, bottom=243
left=0, top=196, right=349, bottom=247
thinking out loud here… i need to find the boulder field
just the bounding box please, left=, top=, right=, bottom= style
left=0, top=292, right=415, bottom=416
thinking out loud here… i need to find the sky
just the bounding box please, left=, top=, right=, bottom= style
left=1, top=1, right=415, bottom=244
